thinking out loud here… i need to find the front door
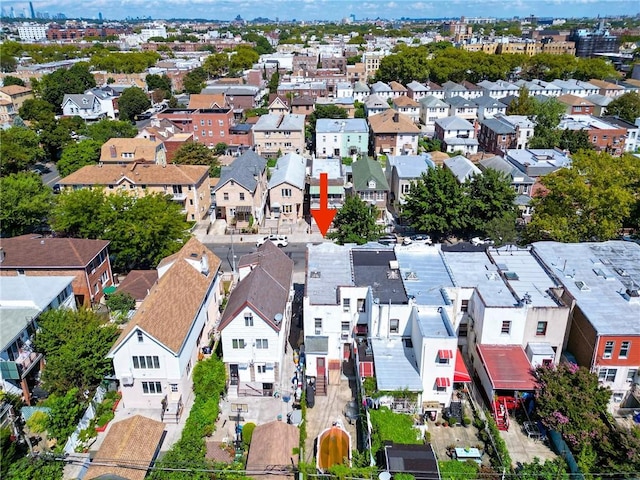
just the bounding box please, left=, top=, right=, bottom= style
left=230, top=364, right=239, bottom=385
left=317, top=357, right=326, bottom=378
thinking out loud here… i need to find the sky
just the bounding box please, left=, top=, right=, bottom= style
left=3, top=0, right=639, bottom=22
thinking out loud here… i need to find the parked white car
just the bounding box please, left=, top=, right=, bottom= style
left=256, top=235, right=289, bottom=247
left=471, top=237, right=494, bottom=246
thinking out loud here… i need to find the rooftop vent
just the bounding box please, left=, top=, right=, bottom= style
left=310, top=271, right=321, bottom=279
left=389, top=260, right=399, bottom=270
left=405, top=271, right=418, bottom=281
left=504, top=271, right=519, bottom=281
left=387, top=270, right=399, bottom=279
left=614, top=267, right=629, bottom=277
left=575, top=281, right=590, bottom=292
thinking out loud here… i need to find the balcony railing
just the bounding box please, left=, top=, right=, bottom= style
left=15, top=351, right=43, bottom=378
left=171, top=193, right=187, bottom=201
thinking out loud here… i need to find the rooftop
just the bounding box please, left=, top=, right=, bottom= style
left=0, top=235, right=110, bottom=269
left=316, top=118, right=369, bottom=134
left=306, top=243, right=353, bottom=305
left=59, top=163, right=209, bottom=186
left=477, top=344, right=537, bottom=391
left=268, top=152, right=306, bottom=190
left=352, top=248, right=408, bottom=304
left=252, top=113, right=305, bottom=132
left=371, top=336, right=423, bottom=391
left=395, top=244, right=454, bottom=306
left=415, top=306, right=456, bottom=338
left=387, top=154, right=435, bottom=179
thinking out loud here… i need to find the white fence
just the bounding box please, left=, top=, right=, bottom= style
left=63, top=386, right=106, bottom=454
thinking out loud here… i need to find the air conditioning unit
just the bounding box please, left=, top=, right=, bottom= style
left=121, top=376, right=134, bottom=387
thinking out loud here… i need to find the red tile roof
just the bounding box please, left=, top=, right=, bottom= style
left=0, top=235, right=109, bottom=269
left=477, top=344, right=536, bottom=391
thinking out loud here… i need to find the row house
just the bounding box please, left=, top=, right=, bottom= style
left=214, top=150, right=268, bottom=227
left=58, top=163, right=211, bottom=221
left=353, top=82, right=371, bottom=102
left=362, top=51, right=387, bottom=80
left=599, top=116, right=640, bottom=153
left=201, top=85, right=260, bottom=110
left=309, top=157, right=346, bottom=217
left=136, top=118, right=194, bottom=162
left=335, top=82, right=354, bottom=99
left=585, top=94, right=614, bottom=116
left=316, top=118, right=369, bottom=158
left=556, top=94, right=596, bottom=115
left=370, top=81, right=394, bottom=100
left=291, top=95, right=315, bottom=116
left=446, top=96, right=479, bottom=121
left=386, top=154, right=436, bottom=211
left=252, top=114, right=306, bottom=158
left=443, top=156, right=481, bottom=184
left=588, top=79, right=626, bottom=98
left=363, top=94, right=390, bottom=117
left=368, top=110, right=420, bottom=156
left=533, top=241, right=640, bottom=404
left=350, top=157, right=390, bottom=221
left=108, top=239, right=222, bottom=414
left=389, top=81, right=408, bottom=97
left=315, top=96, right=356, bottom=118
left=552, top=79, right=599, bottom=98
left=100, top=137, right=167, bottom=165
left=0, top=235, right=114, bottom=307
left=0, top=98, right=15, bottom=125
left=474, top=95, right=508, bottom=120
left=392, top=95, right=420, bottom=124
left=478, top=115, right=534, bottom=155
left=515, top=79, right=562, bottom=97
left=477, top=80, right=520, bottom=99
left=0, top=85, right=33, bottom=115
left=277, top=82, right=328, bottom=101
left=434, top=116, right=479, bottom=155
left=406, top=81, right=430, bottom=102
left=219, top=242, right=293, bottom=397
left=505, top=148, right=572, bottom=180
left=419, top=96, right=449, bottom=134
left=346, top=63, right=366, bottom=84
left=267, top=153, right=306, bottom=221
left=0, top=276, right=76, bottom=405
left=558, top=115, right=627, bottom=155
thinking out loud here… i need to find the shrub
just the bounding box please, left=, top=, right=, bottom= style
left=463, top=417, right=472, bottom=426
left=105, top=291, right=135, bottom=313
left=242, top=422, right=256, bottom=447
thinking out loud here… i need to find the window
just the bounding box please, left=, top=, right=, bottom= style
left=256, top=339, right=269, bottom=349
left=257, top=364, right=266, bottom=374
left=536, top=321, right=548, bottom=336
left=232, top=339, right=246, bottom=349
left=598, top=368, right=617, bottom=382
left=132, top=355, right=160, bottom=369
left=208, top=131, right=213, bottom=136
left=357, top=299, right=365, bottom=312
left=244, top=314, right=253, bottom=326
left=218, top=120, right=224, bottom=126
left=207, top=119, right=212, bottom=126
left=186, top=360, right=192, bottom=375
left=170, top=384, right=178, bottom=392
left=343, top=298, right=350, bottom=312
left=627, top=369, right=637, bottom=383
left=200, top=120, right=205, bottom=126
left=137, top=331, right=144, bottom=343
left=619, top=341, right=630, bottom=359
left=341, top=322, right=350, bottom=339
left=142, top=381, right=162, bottom=394
left=282, top=188, right=292, bottom=197
left=389, top=319, right=399, bottom=334
left=501, top=321, right=511, bottom=335
left=201, top=131, right=206, bottom=137
left=282, top=205, right=292, bottom=214
left=604, top=341, right=614, bottom=359
left=239, top=193, right=245, bottom=201
left=223, top=192, right=229, bottom=201
left=315, top=318, right=322, bottom=335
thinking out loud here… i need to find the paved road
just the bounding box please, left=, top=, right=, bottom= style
left=205, top=242, right=308, bottom=276
left=38, top=162, right=61, bottom=187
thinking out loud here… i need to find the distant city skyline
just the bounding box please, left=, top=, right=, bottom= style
left=1, top=0, right=639, bottom=22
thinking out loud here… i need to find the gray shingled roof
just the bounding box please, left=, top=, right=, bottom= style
left=481, top=117, right=516, bottom=135
left=435, top=116, right=474, bottom=131
left=268, top=152, right=306, bottom=190
left=252, top=114, right=305, bottom=132
left=215, top=150, right=267, bottom=193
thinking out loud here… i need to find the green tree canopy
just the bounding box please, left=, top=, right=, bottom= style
left=182, top=67, right=207, bottom=94
left=145, top=73, right=172, bottom=93
left=0, top=126, right=45, bottom=175
left=57, top=140, right=103, bottom=177
left=465, top=168, right=517, bottom=233
left=118, top=86, right=151, bottom=122
left=2, top=75, right=25, bottom=87
left=0, top=172, right=54, bottom=237
left=526, top=151, right=640, bottom=242
left=229, top=45, right=259, bottom=74
left=202, top=53, right=229, bottom=78
left=557, top=129, right=594, bottom=154
left=517, top=458, right=569, bottom=480
left=50, top=188, right=109, bottom=239
left=268, top=69, right=280, bottom=94
left=40, top=63, right=96, bottom=112
left=506, top=86, right=537, bottom=116
left=402, top=167, right=468, bottom=239
left=172, top=142, right=221, bottom=177
left=105, top=291, right=136, bottom=313
left=86, top=118, right=138, bottom=143
left=5, top=455, right=64, bottom=480
left=18, top=98, right=56, bottom=123
left=35, top=309, right=119, bottom=397
left=44, top=388, right=85, bottom=443
left=528, top=98, right=566, bottom=149
left=37, top=115, right=86, bottom=161
left=606, top=92, right=640, bottom=124
left=90, top=51, right=160, bottom=73
left=328, top=195, right=382, bottom=245
left=241, top=32, right=274, bottom=55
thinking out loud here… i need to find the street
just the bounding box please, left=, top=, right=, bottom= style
left=205, top=242, right=308, bottom=278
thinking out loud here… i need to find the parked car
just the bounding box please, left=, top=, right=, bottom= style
left=471, top=237, right=494, bottom=246
left=378, top=234, right=398, bottom=246
left=411, top=234, right=432, bottom=245
left=256, top=235, right=289, bottom=248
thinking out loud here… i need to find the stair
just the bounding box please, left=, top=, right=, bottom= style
left=493, top=398, right=509, bottom=431
left=315, top=376, right=327, bottom=396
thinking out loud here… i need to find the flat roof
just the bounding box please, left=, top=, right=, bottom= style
left=415, top=306, right=456, bottom=338
left=487, top=247, right=559, bottom=307
left=532, top=241, right=640, bottom=336
left=311, top=157, right=343, bottom=179
left=443, top=250, right=519, bottom=307
left=306, top=243, right=353, bottom=305
left=352, top=249, right=408, bottom=304
left=477, top=344, right=536, bottom=391
left=371, top=337, right=423, bottom=391
left=395, top=245, right=454, bottom=306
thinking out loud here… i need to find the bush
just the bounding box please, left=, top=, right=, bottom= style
left=242, top=422, right=256, bottom=447
left=105, top=291, right=135, bottom=313
left=463, top=417, right=472, bottom=426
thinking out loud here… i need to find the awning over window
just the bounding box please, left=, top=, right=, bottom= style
left=454, top=349, right=472, bottom=383
left=103, top=285, right=117, bottom=295
left=359, top=362, right=374, bottom=378
left=0, top=361, right=20, bottom=380
left=436, top=377, right=451, bottom=388
left=438, top=349, right=453, bottom=360
left=236, top=206, right=252, bottom=213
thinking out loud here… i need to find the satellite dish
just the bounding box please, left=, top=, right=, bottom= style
left=274, top=313, right=283, bottom=325
left=379, top=472, right=392, bottom=480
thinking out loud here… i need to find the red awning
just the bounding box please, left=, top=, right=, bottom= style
left=359, top=362, right=374, bottom=378
left=436, top=377, right=450, bottom=388
left=439, top=349, right=453, bottom=360
left=454, top=349, right=472, bottom=383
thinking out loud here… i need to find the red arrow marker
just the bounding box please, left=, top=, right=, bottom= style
left=311, top=172, right=337, bottom=237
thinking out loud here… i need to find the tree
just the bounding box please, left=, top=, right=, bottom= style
left=105, top=291, right=136, bottom=313
left=465, top=169, right=517, bottom=235
left=506, top=86, right=537, bottom=116
left=43, top=388, right=84, bottom=442
left=0, top=127, right=45, bottom=175
left=229, top=46, right=259, bottom=73
left=606, top=92, right=640, bottom=124
left=34, top=308, right=119, bottom=397
left=242, top=32, right=275, bottom=55
left=6, top=456, right=64, bottom=480
left=40, top=63, right=96, bottom=112
left=18, top=98, right=55, bottom=123
left=328, top=195, right=382, bottom=245
left=0, top=173, right=54, bottom=237
left=558, top=129, right=594, bottom=154
left=526, top=151, right=640, bottom=243
left=517, top=457, right=569, bottom=480
left=203, top=53, right=229, bottom=78
left=375, top=45, right=430, bottom=85
left=402, top=167, right=468, bottom=239
left=145, top=73, right=172, bottom=94
left=50, top=189, right=109, bottom=238
left=0, top=54, right=17, bottom=73
left=57, top=140, right=102, bottom=177
left=173, top=142, right=220, bottom=177
left=2, top=75, right=25, bottom=87
left=86, top=119, right=137, bottom=143
left=214, top=142, right=228, bottom=155
left=118, top=86, right=151, bottom=122
left=528, top=98, right=566, bottom=149
left=183, top=67, right=207, bottom=94
left=268, top=69, right=280, bottom=94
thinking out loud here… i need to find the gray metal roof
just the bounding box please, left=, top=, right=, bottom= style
left=478, top=156, right=534, bottom=184
left=532, top=241, right=640, bottom=335
left=252, top=113, right=305, bottom=132
left=481, top=117, right=516, bottom=135
left=443, top=155, right=481, bottom=183
left=311, top=157, right=343, bottom=179
left=202, top=85, right=259, bottom=95
left=407, top=81, right=428, bottom=92
left=447, top=96, right=477, bottom=108
left=306, top=243, right=354, bottom=305
left=505, top=148, right=571, bottom=178
left=215, top=150, right=267, bottom=193
left=352, top=249, right=408, bottom=304
left=435, top=116, right=474, bottom=131
left=395, top=245, right=454, bottom=305
left=371, top=337, right=423, bottom=391
left=354, top=81, right=370, bottom=93
left=585, top=94, right=613, bottom=106
left=475, top=95, right=507, bottom=108
left=268, top=152, right=306, bottom=190
left=371, top=81, right=392, bottom=92
left=364, top=94, right=389, bottom=109
left=387, top=154, right=435, bottom=179
left=415, top=306, right=456, bottom=338
left=419, top=95, right=449, bottom=108
left=316, top=118, right=369, bottom=134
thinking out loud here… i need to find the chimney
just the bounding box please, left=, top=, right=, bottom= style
left=110, top=145, right=117, bottom=158
left=393, top=112, right=399, bottom=123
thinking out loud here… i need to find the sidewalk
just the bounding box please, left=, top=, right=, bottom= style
left=192, top=218, right=327, bottom=245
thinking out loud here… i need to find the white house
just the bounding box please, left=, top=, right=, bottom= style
left=419, top=96, right=449, bottom=135
left=434, top=116, right=479, bottom=155
left=218, top=242, right=293, bottom=396
left=107, top=238, right=222, bottom=418
left=61, top=92, right=107, bottom=121
left=316, top=118, right=369, bottom=158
